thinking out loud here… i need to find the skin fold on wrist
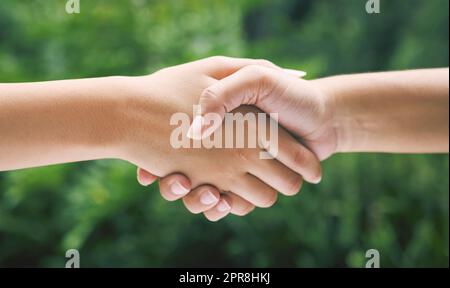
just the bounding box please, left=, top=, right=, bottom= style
left=314, top=75, right=383, bottom=154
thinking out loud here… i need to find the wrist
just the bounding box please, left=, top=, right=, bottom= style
left=106, top=75, right=156, bottom=161
left=313, top=75, right=366, bottom=154
left=111, top=74, right=172, bottom=171
left=78, top=76, right=139, bottom=160
left=313, top=76, right=357, bottom=154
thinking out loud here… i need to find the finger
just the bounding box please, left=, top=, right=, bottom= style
left=197, top=56, right=281, bottom=79
left=226, top=193, right=255, bottom=216
left=230, top=174, right=279, bottom=208
left=260, top=121, right=322, bottom=184
left=137, top=167, right=158, bottom=186
left=203, top=194, right=232, bottom=222
left=158, top=173, right=191, bottom=202
left=182, top=185, right=221, bottom=214
left=189, top=65, right=281, bottom=140
left=248, top=158, right=303, bottom=197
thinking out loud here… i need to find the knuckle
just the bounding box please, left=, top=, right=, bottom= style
left=200, top=87, right=226, bottom=113
left=244, top=65, right=272, bottom=84
left=209, top=55, right=228, bottom=66
left=201, top=86, right=221, bottom=102
left=200, top=87, right=217, bottom=109
left=256, top=59, right=275, bottom=68
left=242, top=64, right=262, bottom=75
left=292, top=147, right=308, bottom=169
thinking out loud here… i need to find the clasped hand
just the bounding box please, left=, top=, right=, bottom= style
left=133, top=56, right=329, bottom=221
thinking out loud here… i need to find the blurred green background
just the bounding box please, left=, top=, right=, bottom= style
left=0, top=0, right=448, bottom=268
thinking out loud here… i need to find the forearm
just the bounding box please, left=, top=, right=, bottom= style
left=0, top=77, right=132, bottom=171
left=317, top=68, right=449, bottom=153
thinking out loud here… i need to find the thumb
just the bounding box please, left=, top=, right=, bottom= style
left=187, top=66, right=305, bottom=140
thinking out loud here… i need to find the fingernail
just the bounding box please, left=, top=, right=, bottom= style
left=217, top=199, right=231, bottom=212
left=187, top=115, right=203, bottom=140
left=312, top=175, right=322, bottom=184
left=200, top=190, right=219, bottom=205
left=138, top=177, right=152, bottom=186
left=137, top=172, right=154, bottom=186
left=171, top=181, right=189, bottom=196
left=283, top=68, right=307, bottom=78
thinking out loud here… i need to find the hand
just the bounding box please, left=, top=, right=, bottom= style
left=192, top=67, right=450, bottom=160
left=190, top=65, right=336, bottom=160
left=129, top=104, right=320, bottom=219
left=137, top=168, right=255, bottom=221
left=125, top=57, right=322, bottom=220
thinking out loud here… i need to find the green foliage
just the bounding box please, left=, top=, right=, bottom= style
left=0, top=0, right=448, bottom=267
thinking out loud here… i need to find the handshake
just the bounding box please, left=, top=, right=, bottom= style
left=133, top=56, right=329, bottom=221
left=0, top=56, right=448, bottom=221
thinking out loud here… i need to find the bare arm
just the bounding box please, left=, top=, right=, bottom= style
left=0, top=57, right=324, bottom=222
left=0, top=77, right=127, bottom=171
left=319, top=68, right=449, bottom=153
left=195, top=67, right=449, bottom=158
